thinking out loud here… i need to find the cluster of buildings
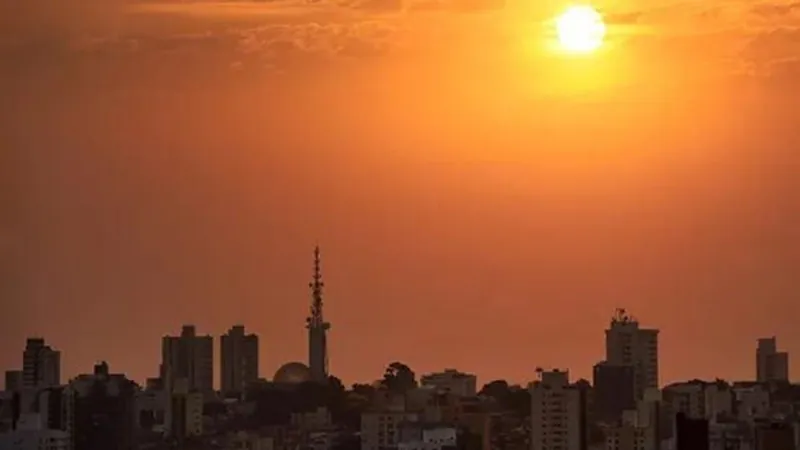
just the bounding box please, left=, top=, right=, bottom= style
left=527, top=309, right=797, bottom=450
left=0, top=247, right=334, bottom=450
left=0, top=247, right=798, bottom=450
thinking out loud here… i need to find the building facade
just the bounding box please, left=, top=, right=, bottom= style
left=674, top=413, right=709, bottom=450
left=5, top=370, right=22, bottom=392
left=165, top=378, right=204, bottom=443
left=593, top=362, right=636, bottom=424
left=22, top=338, right=60, bottom=389
left=530, top=369, right=588, bottom=450
left=420, top=369, right=477, bottom=397
left=161, top=325, right=214, bottom=393
left=756, top=337, right=789, bottom=383
left=604, top=309, right=658, bottom=400
left=64, top=362, right=138, bottom=450
left=0, top=425, right=69, bottom=450
left=221, top=325, right=259, bottom=395
left=361, top=410, right=420, bottom=450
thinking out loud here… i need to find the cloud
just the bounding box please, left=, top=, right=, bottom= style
left=234, top=21, right=397, bottom=62
left=604, top=11, right=642, bottom=25
left=4, top=0, right=800, bottom=84
left=0, top=0, right=127, bottom=40
left=750, top=1, right=800, bottom=17
left=351, top=0, right=405, bottom=12
left=740, top=27, right=800, bottom=78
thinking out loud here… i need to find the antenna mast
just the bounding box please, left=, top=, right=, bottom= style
left=308, top=245, right=324, bottom=325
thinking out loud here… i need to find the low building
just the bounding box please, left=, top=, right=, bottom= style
left=361, top=410, right=420, bottom=450
left=754, top=421, right=795, bottom=450
left=0, top=427, right=70, bottom=450
left=135, top=388, right=167, bottom=431
left=0, top=412, right=70, bottom=450
left=421, top=370, right=477, bottom=397
left=604, top=424, right=650, bottom=450
left=708, top=420, right=751, bottom=450
left=530, top=369, right=589, bottom=450
left=731, top=383, right=771, bottom=422
left=398, top=422, right=458, bottom=450
left=165, top=378, right=204, bottom=440
left=291, top=406, right=332, bottom=431
left=5, top=370, right=23, bottom=392
left=227, top=430, right=275, bottom=450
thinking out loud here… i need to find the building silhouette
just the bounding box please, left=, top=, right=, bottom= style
left=754, top=422, right=796, bottom=450
left=165, top=378, right=203, bottom=444
left=605, top=309, right=658, bottom=400
left=65, top=362, right=138, bottom=450
left=756, top=337, right=789, bottom=383
left=530, top=369, right=588, bottom=450
left=22, top=338, right=60, bottom=389
left=220, top=325, right=259, bottom=396
left=420, top=369, right=478, bottom=397
left=306, top=245, right=331, bottom=383
left=592, top=361, right=636, bottom=424
left=161, top=325, right=213, bottom=393
left=675, top=412, right=709, bottom=450
left=4, top=370, right=22, bottom=392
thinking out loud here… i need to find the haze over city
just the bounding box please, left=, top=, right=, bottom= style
left=2, top=0, right=799, bottom=391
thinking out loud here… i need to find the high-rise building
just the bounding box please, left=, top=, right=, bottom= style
left=306, top=246, right=331, bottom=383
left=161, top=325, right=214, bottom=393
left=756, top=337, right=789, bottom=383
left=593, top=361, right=635, bottom=423
left=220, top=325, right=259, bottom=395
left=530, top=369, right=588, bottom=450
left=22, top=338, right=60, bottom=389
left=605, top=309, right=659, bottom=400
left=64, top=362, right=138, bottom=450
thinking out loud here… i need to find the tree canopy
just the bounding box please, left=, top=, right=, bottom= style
left=381, top=362, right=418, bottom=393
left=478, top=379, right=530, bottom=417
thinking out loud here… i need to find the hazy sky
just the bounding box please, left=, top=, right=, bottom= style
left=1, top=0, right=798, bottom=388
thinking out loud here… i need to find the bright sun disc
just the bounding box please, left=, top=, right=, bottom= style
left=556, top=5, right=606, bottom=54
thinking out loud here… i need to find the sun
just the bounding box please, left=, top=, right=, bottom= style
left=555, top=5, right=606, bottom=54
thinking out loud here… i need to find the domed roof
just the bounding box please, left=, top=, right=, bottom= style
left=273, top=362, right=311, bottom=384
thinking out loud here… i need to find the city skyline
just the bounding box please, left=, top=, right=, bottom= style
left=2, top=301, right=793, bottom=389
left=3, top=0, right=800, bottom=448
left=3, top=0, right=799, bottom=406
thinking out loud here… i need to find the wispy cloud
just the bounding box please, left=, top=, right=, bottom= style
left=4, top=0, right=800, bottom=84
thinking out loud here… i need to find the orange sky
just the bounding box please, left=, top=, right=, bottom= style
left=1, top=0, right=799, bottom=388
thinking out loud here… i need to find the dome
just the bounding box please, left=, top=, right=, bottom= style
left=273, top=362, right=311, bottom=384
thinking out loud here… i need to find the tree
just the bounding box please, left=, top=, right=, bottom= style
left=381, top=362, right=418, bottom=393
left=478, top=380, right=529, bottom=417
left=328, top=375, right=346, bottom=394
left=478, top=380, right=510, bottom=399
left=504, top=386, right=531, bottom=417
left=351, top=383, right=376, bottom=399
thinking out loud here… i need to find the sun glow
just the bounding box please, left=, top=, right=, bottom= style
left=555, top=5, right=606, bottom=54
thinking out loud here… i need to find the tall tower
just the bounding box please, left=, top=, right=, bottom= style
left=306, top=245, right=331, bottom=383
